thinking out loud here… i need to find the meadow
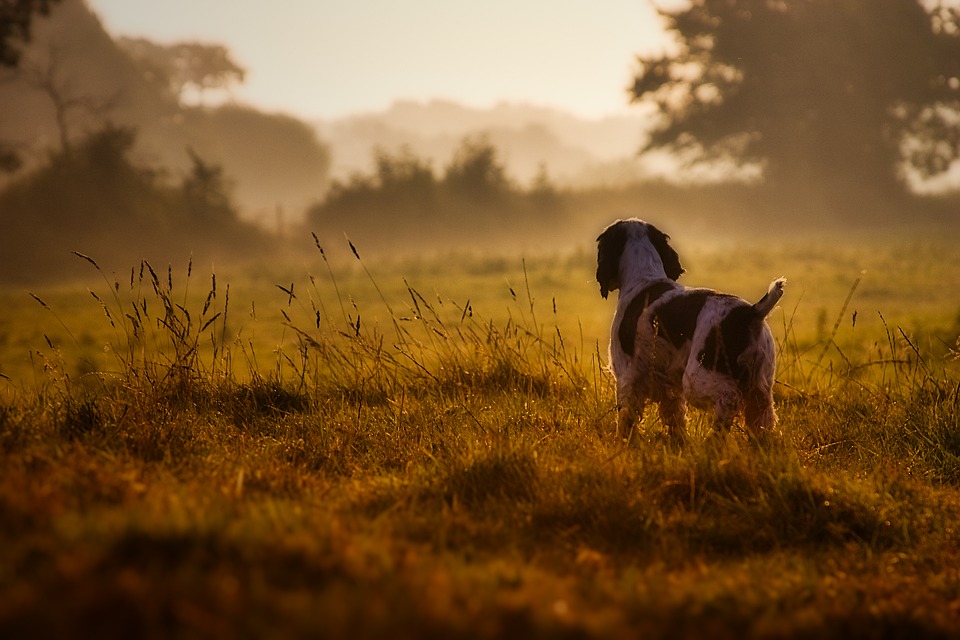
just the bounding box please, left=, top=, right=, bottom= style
left=2, top=233, right=960, bottom=638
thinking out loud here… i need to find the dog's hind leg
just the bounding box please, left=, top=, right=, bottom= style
left=615, top=379, right=646, bottom=442
left=617, top=399, right=645, bottom=443
left=711, top=387, right=741, bottom=435
left=743, top=387, right=777, bottom=434
left=658, top=393, right=687, bottom=443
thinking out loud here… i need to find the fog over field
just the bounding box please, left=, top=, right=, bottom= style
left=2, top=0, right=959, bottom=284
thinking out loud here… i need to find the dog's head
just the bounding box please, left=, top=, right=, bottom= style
left=596, top=218, right=684, bottom=299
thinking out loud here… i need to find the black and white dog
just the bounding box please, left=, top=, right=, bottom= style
left=596, top=218, right=784, bottom=441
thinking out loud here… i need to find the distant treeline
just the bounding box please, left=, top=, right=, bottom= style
left=4, top=120, right=960, bottom=285
left=305, top=132, right=960, bottom=256
left=0, top=126, right=579, bottom=285
left=0, top=126, right=266, bottom=283
left=307, top=136, right=568, bottom=251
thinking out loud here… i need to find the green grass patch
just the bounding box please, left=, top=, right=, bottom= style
left=2, top=239, right=960, bottom=637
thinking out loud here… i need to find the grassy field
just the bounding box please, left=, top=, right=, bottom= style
left=2, top=235, right=960, bottom=638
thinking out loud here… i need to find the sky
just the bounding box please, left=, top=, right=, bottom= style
left=85, top=0, right=675, bottom=121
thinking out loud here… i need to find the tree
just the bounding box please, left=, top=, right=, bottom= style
left=443, top=135, right=511, bottom=203
left=18, top=41, right=119, bottom=156
left=311, top=145, right=436, bottom=228
left=372, top=145, right=436, bottom=198
left=181, top=148, right=236, bottom=226
left=0, top=0, right=60, bottom=67
left=118, top=37, right=245, bottom=106
left=0, top=0, right=61, bottom=169
left=631, top=0, right=960, bottom=213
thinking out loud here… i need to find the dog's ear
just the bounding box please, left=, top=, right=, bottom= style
left=646, top=224, right=684, bottom=281
left=596, top=221, right=628, bottom=299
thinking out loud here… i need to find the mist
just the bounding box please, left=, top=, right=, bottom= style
left=1, top=0, right=959, bottom=284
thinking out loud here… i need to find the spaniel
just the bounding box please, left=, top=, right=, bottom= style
left=596, top=218, right=785, bottom=441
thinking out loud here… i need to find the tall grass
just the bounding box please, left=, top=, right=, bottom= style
left=771, top=275, right=960, bottom=484
left=2, top=239, right=960, bottom=638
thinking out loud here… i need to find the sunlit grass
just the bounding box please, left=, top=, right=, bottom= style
left=1, top=237, right=960, bottom=637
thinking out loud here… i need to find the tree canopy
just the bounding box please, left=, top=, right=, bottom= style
left=631, top=0, right=960, bottom=213
left=0, top=0, right=59, bottom=67
left=0, top=0, right=61, bottom=169
left=118, top=37, right=246, bottom=105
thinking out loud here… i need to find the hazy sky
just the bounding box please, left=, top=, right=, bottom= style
left=85, top=0, right=673, bottom=121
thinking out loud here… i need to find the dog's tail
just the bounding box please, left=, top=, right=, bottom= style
left=752, top=277, right=785, bottom=317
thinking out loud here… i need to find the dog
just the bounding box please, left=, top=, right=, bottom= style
left=596, top=218, right=785, bottom=441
